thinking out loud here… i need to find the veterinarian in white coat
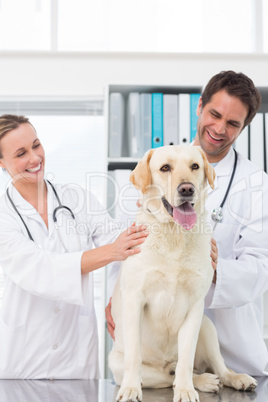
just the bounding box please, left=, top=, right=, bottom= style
left=205, top=148, right=268, bottom=375
left=0, top=114, right=148, bottom=379
left=194, top=71, right=268, bottom=375
left=105, top=71, right=268, bottom=377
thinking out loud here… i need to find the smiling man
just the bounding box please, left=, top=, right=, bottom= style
left=193, top=71, right=268, bottom=376
left=193, top=72, right=260, bottom=163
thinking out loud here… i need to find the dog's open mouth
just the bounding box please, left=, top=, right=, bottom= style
left=162, top=197, right=197, bottom=230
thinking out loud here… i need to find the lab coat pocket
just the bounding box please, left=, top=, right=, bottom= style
left=78, top=314, right=98, bottom=368
left=0, top=319, right=25, bottom=372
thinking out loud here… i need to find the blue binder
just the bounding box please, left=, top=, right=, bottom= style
left=152, top=93, right=163, bottom=148
left=190, top=93, right=201, bottom=142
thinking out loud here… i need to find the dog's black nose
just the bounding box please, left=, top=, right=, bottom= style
left=177, top=182, right=195, bottom=198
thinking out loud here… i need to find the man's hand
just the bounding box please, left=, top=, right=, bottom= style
left=210, top=238, right=218, bottom=283
left=105, top=297, right=115, bottom=340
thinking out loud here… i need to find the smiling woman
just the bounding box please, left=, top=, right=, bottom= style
left=0, top=116, right=47, bottom=221
left=0, top=117, right=45, bottom=187
left=0, top=110, right=108, bottom=375
left=0, top=113, right=149, bottom=380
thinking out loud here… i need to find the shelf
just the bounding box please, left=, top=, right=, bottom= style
left=107, top=84, right=268, bottom=174
left=108, top=158, right=139, bottom=171
left=108, top=84, right=202, bottom=98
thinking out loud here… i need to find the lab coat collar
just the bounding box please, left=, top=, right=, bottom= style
left=207, top=147, right=236, bottom=194
left=213, top=147, right=236, bottom=178
left=190, top=142, right=236, bottom=189
left=6, top=180, right=56, bottom=228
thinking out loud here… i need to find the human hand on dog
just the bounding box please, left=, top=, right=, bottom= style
left=211, top=238, right=218, bottom=283
left=112, top=223, right=148, bottom=261
left=105, top=297, right=115, bottom=340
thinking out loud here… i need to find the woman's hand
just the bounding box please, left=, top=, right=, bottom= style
left=210, top=238, right=218, bottom=283
left=81, top=223, right=148, bottom=275
left=111, top=223, right=149, bottom=261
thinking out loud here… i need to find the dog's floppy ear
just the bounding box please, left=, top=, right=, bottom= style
left=198, top=147, right=215, bottom=189
left=130, top=149, right=154, bottom=193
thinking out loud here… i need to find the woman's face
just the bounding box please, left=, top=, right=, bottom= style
left=0, top=123, right=45, bottom=186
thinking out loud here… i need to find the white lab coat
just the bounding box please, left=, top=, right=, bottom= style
left=205, top=148, right=268, bottom=375
left=0, top=181, right=121, bottom=379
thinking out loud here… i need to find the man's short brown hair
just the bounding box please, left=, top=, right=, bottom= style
left=201, top=71, right=261, bottom=129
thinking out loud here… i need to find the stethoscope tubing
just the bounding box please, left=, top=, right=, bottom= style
left=212, top=149, right=238, bottom=231
left=6, top=180, right=79, bottom=249
left=6, top=187, right=34, bottom=241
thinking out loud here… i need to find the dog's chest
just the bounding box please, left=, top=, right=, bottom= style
left=141, top=273, right=190, bottom=336
left=143, top=268, right=202, bottom=315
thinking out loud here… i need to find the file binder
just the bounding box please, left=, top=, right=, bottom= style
left=152, top=93, right=164, bottom=148
left=178, top=93, right=190, bottom=145
left=235, top=126, right=249, bottom=159
left=140, top=93, right=152, bottom=153
left=108, top=169, right=139, bottom=229
left=190, top=93, right=200, bottom=142
left=127, top=92, right=142, bottom=158
left=109, top=93, right=124, bottom=157
left=265, top=113, right=268, bottom=173
left=250, top=113, right=264, bottom=170
left=163, top=94, right=178, bottom=146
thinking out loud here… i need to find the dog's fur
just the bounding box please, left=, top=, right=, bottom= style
left=109, top=145, right=257, bottom=402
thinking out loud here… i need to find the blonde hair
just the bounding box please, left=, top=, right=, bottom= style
left=0, top=114, right=33, bottom=158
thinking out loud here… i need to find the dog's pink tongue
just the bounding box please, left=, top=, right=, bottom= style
left=173, top=202, right=196, bottom=230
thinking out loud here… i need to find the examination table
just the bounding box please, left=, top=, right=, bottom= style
left=0, top=377, right=267, bottom=401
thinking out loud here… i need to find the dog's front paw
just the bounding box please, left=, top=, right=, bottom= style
left=223, top=372, right=257, bottom=391
left=232, top=374, right=257, bottom=391
left=173, top=386, right=199, bottom=402
left=193, top=373, right=222, bottom=393
left=116, top=385, right=142, bottom=402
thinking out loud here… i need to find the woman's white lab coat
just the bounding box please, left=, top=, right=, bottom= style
left=0, top=181, right=120, bottom=379
left=205, top=148, right=268, bottom=375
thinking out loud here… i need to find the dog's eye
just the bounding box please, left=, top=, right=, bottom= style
left=160, top=164, right=171, bottom=172
left=192, top=163, right=199, bottom=170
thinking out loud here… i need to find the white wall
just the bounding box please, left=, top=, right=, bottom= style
left=0, top=52, right=268, bottom=98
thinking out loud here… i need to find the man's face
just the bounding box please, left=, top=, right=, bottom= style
left=194, top=90, right=248, bottom=163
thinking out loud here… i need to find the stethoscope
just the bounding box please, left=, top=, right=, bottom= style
left=211, top=149, right=238, bottom=230
left=6, top=180, right=81, bottom=252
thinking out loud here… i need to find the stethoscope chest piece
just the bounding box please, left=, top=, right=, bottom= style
left=211, top=207, right=223, bottom=223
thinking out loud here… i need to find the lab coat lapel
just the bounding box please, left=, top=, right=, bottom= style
left=207, top=148, right=236, bottom=196
left=7, top=182, right=56, bottom=236
left=7, top=184, right=44, bottom=228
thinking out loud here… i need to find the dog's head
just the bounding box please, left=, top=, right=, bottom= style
left=130, top=145, right=215, bottom=229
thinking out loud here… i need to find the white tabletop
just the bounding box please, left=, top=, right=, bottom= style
left=0, top=377, right=267, bottom=402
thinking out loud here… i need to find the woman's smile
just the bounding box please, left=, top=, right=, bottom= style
left=26, top=161, right=42, bottom=174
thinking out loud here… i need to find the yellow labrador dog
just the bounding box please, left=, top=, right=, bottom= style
left=109, top=145, right=257, bottom=402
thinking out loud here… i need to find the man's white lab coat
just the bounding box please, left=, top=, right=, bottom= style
left=205, top=148, right=268, bottom=375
